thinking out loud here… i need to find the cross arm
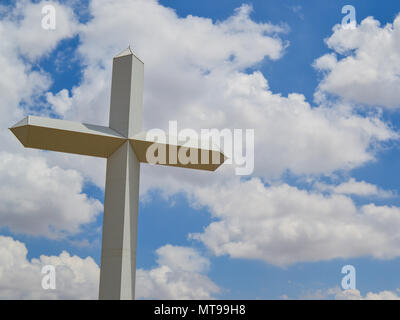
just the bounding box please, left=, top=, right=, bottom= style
left=9, top=116, right=227, bottom=170
left=129, top=132, right=227, bottom=171
left=9, top=116, right=126, bottom=158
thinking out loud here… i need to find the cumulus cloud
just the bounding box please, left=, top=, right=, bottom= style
left=58, top=0, right=288, bottom=126
left=0, top=235, right=99, bottom=299
left=46, top=89, right=73, bottom=116
left=0, top=0, right=106, bottom=238
left=314, top=15, right=400, bottom=108
left=0, top=236, right=218, bottom=300
left=0, top=152, right=102, bottom=238
left=335, top=288, right=400, bottom=300
left=302, top=287, right=400, bottom=300
left=136, top=245, right=220, bottom=299
left=315, top=178, right=395, bottom=198
left=5, top=0, right=79, bottom=60
left=189, top=178, right=400, bottom=266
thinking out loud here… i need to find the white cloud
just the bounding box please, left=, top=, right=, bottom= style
left=0, top=235, right=99, bottom=299
left=0, top=1, right=106, bottom=238
left=314, top=15, right=400, bottom=108
left=46, top=89, right=73, bottom=115
left=188, top=178, right=400, bottom=266
left=59, top=0, right=288, bottom=126
left=313, top=53, right=337, bottom=71
left=0, top=236, right=218, bottom=300
left=302, top=287, right=400, bottom=300
left=216, top=74, right=395, bottom=177
left=315, top=178, right=395, bottom=198
left=6, top=0, right=78, bottom=60
left=136, top=245, right=220, bottom=299
left=154, top=244, right=210, bottom=273
left=335, top=288, right=400, bottom=300
left=0, top=152, right=102, bottom=238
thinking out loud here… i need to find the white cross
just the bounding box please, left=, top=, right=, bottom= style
left=9, top=47, right=226, bottom=300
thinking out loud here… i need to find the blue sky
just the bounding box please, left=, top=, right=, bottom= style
left=1, top=0, right=400, bottom=299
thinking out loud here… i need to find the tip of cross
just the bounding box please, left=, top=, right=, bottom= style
left=114, top=46, right=143, bottom=63
left=114, top=47, right=133, bottom=58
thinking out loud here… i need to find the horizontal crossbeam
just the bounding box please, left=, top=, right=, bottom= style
left=10, top=116, right=126, bottom=158
left=130, top=131, right=226, bottom=171
left=10, top=116, right=226, bottom=171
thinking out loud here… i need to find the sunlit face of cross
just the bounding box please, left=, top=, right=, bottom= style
left=10, top=47, right=226, bottom=300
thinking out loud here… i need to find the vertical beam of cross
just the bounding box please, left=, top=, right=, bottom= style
left=99, top=48, right=144, bottom=300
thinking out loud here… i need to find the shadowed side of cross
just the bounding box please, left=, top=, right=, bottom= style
left=9, top=47, right=226, bottom=300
